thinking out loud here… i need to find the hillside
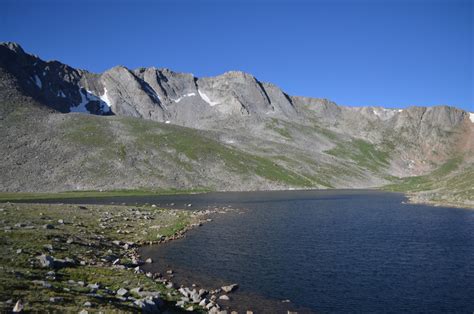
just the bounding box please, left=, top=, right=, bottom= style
left=0, top=42, right=473, bottom=206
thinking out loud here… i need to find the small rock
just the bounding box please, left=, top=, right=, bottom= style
left=219, top=295, right=230, bottom=301
left=37, top=254, right=55, bottom=268
left=58, top=219, right=64, bottom=224
left=12, top=300, right=23, bottom=312
left=166, top=269, right=173, bottom=274
left=134, top=266, right=142, bottom=274
left=32, top=280, right=52, bottom=288
left=16, top=249, right=22, bottom=254
left=83, top=301, right=92, bottom=307
left=43, top=224, right=54, bottom=229
left=208, top=307, right=220, bottom=314
left=116, top=288, right=128, bottom=297
left=145, top=258, right=152, bottom=264
left=49, top=297, right=63, bottom=303
left=87, top=283, right=100, bottom=291
left=221, top=284, right=238, bottom=293
left=134, top=297, right=159, bottom=312
left=206, top=302, right=215, bottom=310
left=79, top=310, right=88, bottom=314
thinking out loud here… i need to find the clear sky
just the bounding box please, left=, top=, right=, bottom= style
left=1, top=0, right=473, bottom=111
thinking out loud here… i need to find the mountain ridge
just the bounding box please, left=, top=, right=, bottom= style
left=0, top=42, right=472, bottom=207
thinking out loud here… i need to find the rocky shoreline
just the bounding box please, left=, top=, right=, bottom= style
left=0, top=202, right=257, bottom=313
left=403, top=192, right=474, bottom=210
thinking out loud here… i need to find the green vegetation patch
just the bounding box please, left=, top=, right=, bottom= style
left=124, top=117, right=313, bottom=186
left=383, top=157, right=472, bottom=196
left=325, top=139, right=390, bottom=173
left=0, top=188, right=210, bottom=202
left=0, top=202, right=202, bottom=312
left=265, top=118, right=292, bottom=139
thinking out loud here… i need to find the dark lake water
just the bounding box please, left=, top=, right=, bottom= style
left=28, top=189, right=474, bottom=312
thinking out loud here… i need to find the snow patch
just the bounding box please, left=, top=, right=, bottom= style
left=165, top=120, right=171, bottom=124
left=33, top=75, right=42, bottom=89
left=371, top=107, right=397, bottom=120
left=172, top=92, right=196, bottom=103
left=470, top=112, right=474, bottom=123
left=198, top=89, right=219, bottom=106
left=70, top=88, right=111, bottom=114
left=99, top=87, right=112, bottom=109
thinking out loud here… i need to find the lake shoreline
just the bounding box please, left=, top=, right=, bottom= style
left=0, top=202, right=246, bottom=313
left=139, top=207, right=312, bottom=314
left=3, top=188, right=472, bottom=211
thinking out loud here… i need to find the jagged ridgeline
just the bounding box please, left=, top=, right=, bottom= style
left=0, top=42, right=473, bottom=205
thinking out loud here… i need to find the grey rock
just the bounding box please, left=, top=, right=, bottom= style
left=134, top=298, right=159, bottom=313
left=37, top=254, right=55, bottom=268
left=221, top=284, right=238, bottom=293
left=116, top=288, right=128, bottom=297
left=12, top=300, right=23, bottom=312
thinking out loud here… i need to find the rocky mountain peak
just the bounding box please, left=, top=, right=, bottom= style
left=1, top=42, right=26, bottom=54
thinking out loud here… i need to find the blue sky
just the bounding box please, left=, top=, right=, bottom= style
left=1, top=0, right=472, bottom=111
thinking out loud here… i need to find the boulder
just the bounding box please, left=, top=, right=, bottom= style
left=134, top=298, right=159, bottom=313
left=12, top=300, right=23, bottom=312
left=116, top=288, right=128, bottom=297
left=221, top=284, right=238, bottom=293
left=37, top=254, right=55, bottom=268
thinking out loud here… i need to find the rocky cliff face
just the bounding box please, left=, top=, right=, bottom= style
left=0, top=42, right=472, bottom=195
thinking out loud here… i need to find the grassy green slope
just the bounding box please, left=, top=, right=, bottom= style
left=62, top=114, right=315, bottom=188
left=384, top=157, right=474, bottom=207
